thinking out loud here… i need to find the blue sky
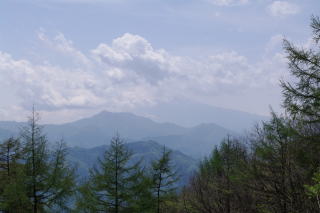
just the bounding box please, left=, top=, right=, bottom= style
left=0, top=0, right=319, bottom=124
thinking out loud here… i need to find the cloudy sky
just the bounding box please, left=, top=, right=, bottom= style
left=0, top=0, right=319, bottom=124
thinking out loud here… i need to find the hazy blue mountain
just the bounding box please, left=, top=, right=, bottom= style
left=134, top=99, right=268, bottom=132
left=0, top=110, right=237, bottom=157
left=44, top=111, right=188, bottom=147
left=68, top=140, right=198, bottom=186
left=147, top=123, right=236, bottom=157
left=44, top=112, right=236, bottom=157
left=0, top=121, right=23, bottom=141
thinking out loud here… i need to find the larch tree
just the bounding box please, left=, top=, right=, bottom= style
left=21, top=109, right=76, bottom=212
left=76, top=134, right=144, bottom=213
left=280, top=15, right=320, bottom=211
left=281, top=16, right=320, bottom=124
left=0, top=137, right=30, bottom=212
left=151, top=146, right=179, bottom=213
left=182, top=136, right=255, bottom=213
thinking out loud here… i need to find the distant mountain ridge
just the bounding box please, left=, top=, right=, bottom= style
left=0, top=111, right=237, bottom=157
left=147, top=123, right=235, bottom=157
left=68, top=140, right=197, bottom=186
left=135, top=99, right=268, bottom=132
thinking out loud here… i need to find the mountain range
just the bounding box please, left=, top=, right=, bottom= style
left=134, top=99, right=268, bottom=132
left=0, top=111, right=237, bottom=157
left=0, top=106, right=266, bottom=157
left=0, top=107, right=267, bottom=186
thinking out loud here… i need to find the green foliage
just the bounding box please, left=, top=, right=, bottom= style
left=306, top=172, right=320, bottom=196
left=0, top=110, right=76, bottom=213
left=0, top=138, right=31, bottom=212
left=305, top=171, right=320, bottom=210
left=76, top=134, right=148, bottom=213
left=150, top=146, right=179, bottom=213
left=183, top=136, right=255, bottom=213
left=0, top=168, right=31, bottom=213
left=21, top=110, right=76, bottom=212
left=249, top=113, right=310, bottom=212
left=281, top=16, right=320, bottom=123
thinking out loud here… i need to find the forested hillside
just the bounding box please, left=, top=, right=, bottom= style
left=68, top=141, right=197, bottom=186
left=178, top=16, right=320, bottom=213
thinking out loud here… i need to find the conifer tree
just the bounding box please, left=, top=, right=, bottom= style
left=76, top=134, right=144, bottom=213
left=0, top=138, right=30, bottom=212
left=280, top=16, right=320, bottom=210
left=249, top=113, right=308, bottom=212
left=281, top=16, right=320, bottom=123
left=182, top=137, right=254, bottom=213
left=21, top=109, right=76, bottom=212
left=151, top=146, right=179, bottom=213
left=0, top=137, right=22, bottom=178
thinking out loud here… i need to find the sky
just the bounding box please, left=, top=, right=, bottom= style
left=0, top=0, right=319, bottom=124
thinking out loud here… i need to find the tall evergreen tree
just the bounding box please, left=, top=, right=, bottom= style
left=0, top=137, right=22, bottom=178
left=21, top=109, right=76, bottom=212
left=151, top=146, right=179, bottom=213
left=281, top=16, right=320, bottom=123
left=76, top=134, right=144, bottom=213
left=0, top=138, right=30, bottom=212
left=248, top=113, right=314, bottom=212
left=279, top=16, right=320, bottom=210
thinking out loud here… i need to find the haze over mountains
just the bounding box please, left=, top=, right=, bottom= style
left=134, top=99, right=268, bottom=132
left=0, top=106, right=266, bottom=157
left=0, top=106, right=268, bottom=188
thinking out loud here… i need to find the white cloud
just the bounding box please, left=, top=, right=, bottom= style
left=92, top=33, right=173, bottom=84
left=0, top=32, right=289, bottom=122
left=206, top=0, right=248, bottom=6
left=267, top=1, right=300, bottom=17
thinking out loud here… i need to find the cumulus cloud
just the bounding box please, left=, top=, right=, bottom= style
left=267, top=1, right=300, bottom=17
left=0, top=52, right=102, bottom=109
left=0, top=32, right=289, bottom=122
left=38, top=30, right=91, bottom=66
left=92, top=33, right=173, bottom=84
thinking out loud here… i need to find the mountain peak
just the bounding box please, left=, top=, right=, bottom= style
left=92, top=110, right=144, bottom=120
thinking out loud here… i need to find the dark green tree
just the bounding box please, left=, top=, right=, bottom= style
left=0, top=138, right=30, bottom=212
left=280, top=16, right=320, bottom=211
left=305, top=170, right=320, bottom=211
left=249, top=113, right=312, bottom=212
left=76, top=134, right=144, bottom=213
left=182, top=136, right=255, bottom=213
left=281, top=16, right=320, bottom=123
left=151, top=146, right=179, bottom=213
left=21, top=109, right=76, bottom=212
left=0, top=137, right=23, bottom=178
